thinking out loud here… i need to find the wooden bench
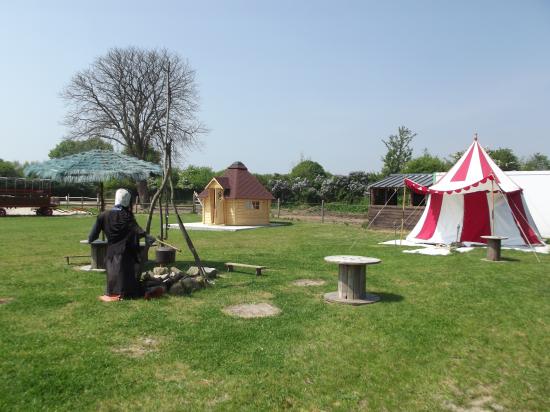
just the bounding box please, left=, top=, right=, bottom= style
left=63, top=255, right=90, bottom=265
left=225, top=262, right=266, bottom=276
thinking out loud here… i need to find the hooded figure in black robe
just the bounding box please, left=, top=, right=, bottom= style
left=88, top=188, right=154, bottom=299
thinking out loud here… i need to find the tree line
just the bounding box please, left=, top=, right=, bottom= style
left=3, top=126, right=549, bottom=203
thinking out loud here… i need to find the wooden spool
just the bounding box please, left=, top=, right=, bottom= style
left=481, top=236, right=508, bottom=262
left=324, top=256, right=381, bottom=305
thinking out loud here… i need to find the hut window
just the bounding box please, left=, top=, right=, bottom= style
left=246, top=200, right=260, bottom=210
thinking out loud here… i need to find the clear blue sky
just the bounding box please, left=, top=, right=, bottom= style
left=1, top=0, right=549, bottom=174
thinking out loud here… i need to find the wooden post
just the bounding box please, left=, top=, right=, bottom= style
left=277, top=198, right=281, bottom=219
left=165, top=191, right=169, bottom=240
left=321, top=199, right=325, bottom=223
left=99, top=182, right=105, bottom=212
left=159, top=191, right=164, bottom=241
left=81, top=196, right=83, bottom=208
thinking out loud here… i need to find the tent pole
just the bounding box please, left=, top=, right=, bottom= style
left=400, top=185, right=406, bottom=245
left=491, top=179, right=495, bottom=236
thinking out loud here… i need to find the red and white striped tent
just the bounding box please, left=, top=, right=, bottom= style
left=405, top=137, right=544, bottom=246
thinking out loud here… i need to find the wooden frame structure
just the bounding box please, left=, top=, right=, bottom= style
left=366, top=173, right=434, bottom=230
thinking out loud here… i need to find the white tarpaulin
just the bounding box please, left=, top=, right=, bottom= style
left=505, top=171, right=550, bottom=238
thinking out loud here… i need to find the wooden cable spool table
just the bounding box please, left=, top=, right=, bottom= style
left=324, top=255, right=381, bottom=305
left=480, top=236, right=508, bottom=262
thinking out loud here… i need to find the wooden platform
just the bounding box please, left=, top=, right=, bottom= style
left=366, top=205, right=425, bottom=230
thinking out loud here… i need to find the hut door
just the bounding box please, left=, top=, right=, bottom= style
left=214, top=189, right=225, bottom=225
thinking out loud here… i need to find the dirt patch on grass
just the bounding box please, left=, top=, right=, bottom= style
left=441, top=382, right=504, bottom=412
left=443, top=396, right=503, bottom=412
left=0, top=297, right=13, bottom=305
left=113, top=337, right=159, bottom=358
left=292, top=279, right=326, bottom=286
left=278, top=210, right=367, bottom=225
left=207, top=393, right=231, bottom=406
left=223, top=303, right=281, bottom=318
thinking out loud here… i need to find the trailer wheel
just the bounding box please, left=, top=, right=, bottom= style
left=0, top=208, right=6, bottom=217
left=36, top=207, right=53, bottom=216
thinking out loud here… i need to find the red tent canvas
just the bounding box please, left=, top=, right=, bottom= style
left=405, top=137, right=544, bottom=246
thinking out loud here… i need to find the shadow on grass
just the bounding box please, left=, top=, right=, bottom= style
left=500, top=256, right=522, bottom=262
left=269, top=221, right=293, bottom=227
left=481, top=257, right=521, bottom=263
left=371, top=291, right=404, bottom=303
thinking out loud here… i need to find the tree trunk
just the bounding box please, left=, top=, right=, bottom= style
left=137, top=180, right=150, bottom=210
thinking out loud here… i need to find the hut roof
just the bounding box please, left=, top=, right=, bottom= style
left=367, top=173, right=435, bottom=190
left=198, top=162, right=275, bottom=200
left=24, top=150, right=162, bottom=183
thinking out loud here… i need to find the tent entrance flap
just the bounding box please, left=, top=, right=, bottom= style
left=416, top=193, right=443, bottom=240
left=460, top=191, right=491, bottom=243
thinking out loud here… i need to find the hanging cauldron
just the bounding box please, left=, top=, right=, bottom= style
left=155, top=247, right=176, bottom=265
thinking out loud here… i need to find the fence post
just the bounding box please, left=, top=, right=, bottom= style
left=277, top=198, right=280, bottom=219
left=81, top=196, right=83, bottom=208
left=321, top=200, right=325, bottom=223
left=66, top=194, right=69, bottom=208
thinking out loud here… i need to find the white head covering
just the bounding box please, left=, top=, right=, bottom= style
left=115, top=188, right=132, bottom=207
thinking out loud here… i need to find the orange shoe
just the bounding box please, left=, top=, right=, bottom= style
left=99, top=294, right=122, bottom=302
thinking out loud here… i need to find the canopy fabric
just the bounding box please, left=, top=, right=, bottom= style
left=430, top=139, right=520, bottom=193
left=25, top=150, right=162, bottom=183
left=405, top=175, right=499, bottom=196
left=405, top=138, right=544, bottom=247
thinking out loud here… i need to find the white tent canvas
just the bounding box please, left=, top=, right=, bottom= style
left=433, top=170, right=550, bottom=238
left=406, top=138, right=544, bottom=247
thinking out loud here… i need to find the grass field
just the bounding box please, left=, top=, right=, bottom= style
left=0, top=214, right=548, bottom=411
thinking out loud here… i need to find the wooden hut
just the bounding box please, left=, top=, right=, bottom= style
left=366, top=173, right=434, bottom=230
left=198, top=161, right=275, bottom=226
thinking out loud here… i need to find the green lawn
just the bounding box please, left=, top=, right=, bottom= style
left=0, top=215, right=548, bottom=411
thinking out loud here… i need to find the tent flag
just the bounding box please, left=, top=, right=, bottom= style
left=405, top=137, right=544, bottom=247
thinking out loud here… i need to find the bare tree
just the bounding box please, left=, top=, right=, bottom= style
left=62, top=47, right=204, bottom=204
